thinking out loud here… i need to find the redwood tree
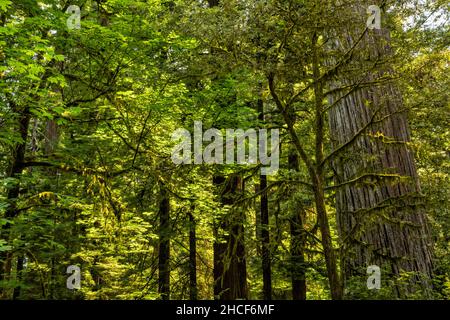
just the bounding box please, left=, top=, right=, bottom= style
left=327, top=1, right=434, bottom=297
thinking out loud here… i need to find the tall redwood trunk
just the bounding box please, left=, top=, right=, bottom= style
left=327, top=4, right=433, bottom=296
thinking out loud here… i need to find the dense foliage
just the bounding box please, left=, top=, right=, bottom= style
left=0, top=0, right=448, bottom=300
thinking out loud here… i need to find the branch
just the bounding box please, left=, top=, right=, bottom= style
left=268, top=73, right=316, bottom=176
left=320, top=106, right=381, bottom=168
left=19, top=161, right=132, bottom=178
left=324, top=173, right=404, bottom=191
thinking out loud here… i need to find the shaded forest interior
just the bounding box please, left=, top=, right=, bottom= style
left=0, top=0, right=449, bottom=300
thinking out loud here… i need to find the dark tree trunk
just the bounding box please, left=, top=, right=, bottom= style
left=258, top=94, right=272, bottom=300
left=327, top=11, right=433, bottom=297
left=207, top=0, right=219, bottom=7
left=255, top=184, right=262, bottom=257
left=158, top=185, right=170, bottom=300
left=213, top=175, right=248, bottom=300
left=188, top=210, right=198, bottom=300
left=12, top=256, right=23, bottom=300
left=260, top=166, right=272, bottom=300
left=288, top=151, right=306, bottom=300
left=290, top=215, right=306, bottom=300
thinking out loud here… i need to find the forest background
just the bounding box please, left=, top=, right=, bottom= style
left=0, top=0, right=449, bottom=300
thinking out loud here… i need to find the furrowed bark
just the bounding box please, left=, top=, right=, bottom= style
left=326, top=2, right=433, bottom=297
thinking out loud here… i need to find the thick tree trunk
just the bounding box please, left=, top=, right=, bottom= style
left=158, top=185, right=170, bottom=300
left=327, top=9, right=433, bottom=296
left=213, top=175, right=248, bottom=300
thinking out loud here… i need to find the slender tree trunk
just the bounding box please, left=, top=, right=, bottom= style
left=311, top=177, right=342, bottom=299
left=213, top=175, right=248, bottom=300
left=268, top=68, right=342, bottom=299
left=327, top=4, right=433, bottom=297
left=312, top=33, right=343, bottom=300
left=288, top=151, right=307, bottom=300
left=258, top=93, right=272, bottom=300
left=12, top=257, right=23, bottom=300
left=188, top=210, right=198, bottom=300
left=290, top=214, right=306, bottom=300
left=260, top=166, right=272, bottom=300
left=255, top=184, right=262, bottom=257
left=158, top=184, right=170, bottom=300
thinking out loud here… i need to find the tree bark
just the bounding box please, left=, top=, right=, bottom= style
left=213, top=175, right=248, bottom=300
left=327, top=8, right=434, bottom=297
